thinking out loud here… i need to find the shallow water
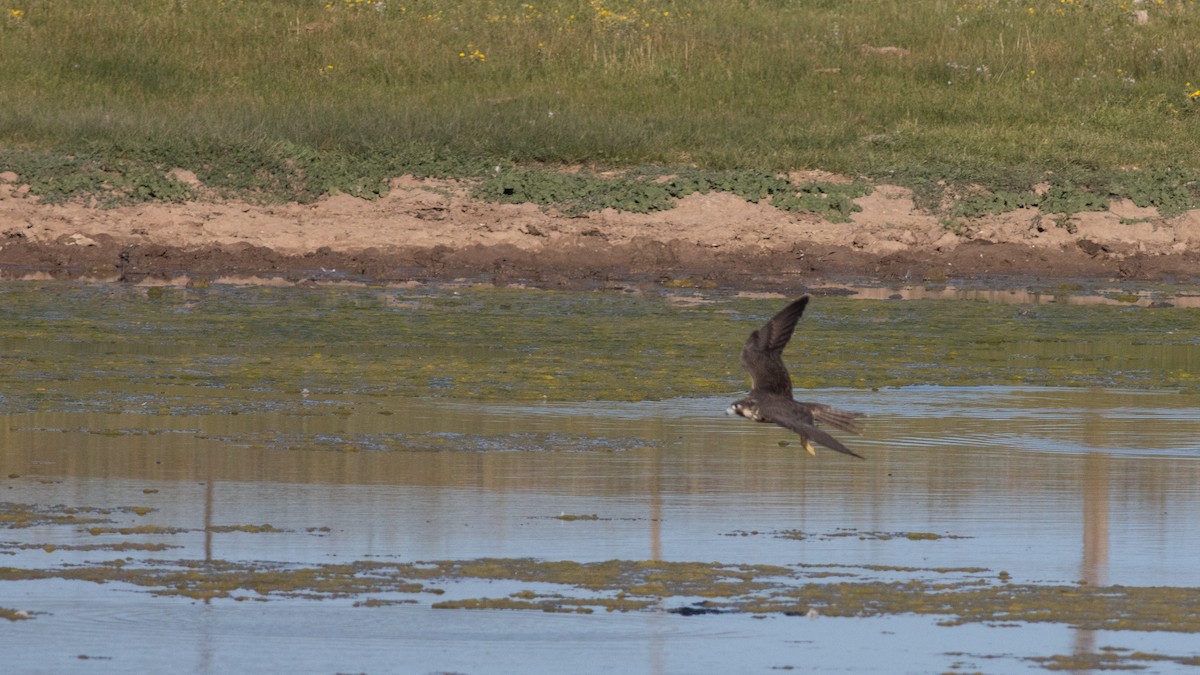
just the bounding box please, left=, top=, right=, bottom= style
left=2, top=282, right=1200, bottom=673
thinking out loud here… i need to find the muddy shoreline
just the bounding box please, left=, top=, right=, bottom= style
left=3, top=175, right=1199, bottom=288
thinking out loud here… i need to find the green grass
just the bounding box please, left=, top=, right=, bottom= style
left=1, top=0, right=1199, bottom=213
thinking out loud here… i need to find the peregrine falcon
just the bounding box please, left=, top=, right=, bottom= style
left=726, top=295, right=865, bottom=459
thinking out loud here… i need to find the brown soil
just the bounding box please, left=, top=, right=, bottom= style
left=2, top=171, right=1199, bottom=289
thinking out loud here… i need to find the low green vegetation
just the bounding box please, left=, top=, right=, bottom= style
left=6, top=553, right=1200, bottom=633
left=1, top=0, right=1198, bottom=215
left=2, top=283, right=1199, bottom=408
left=473, top=167, right=870, bottom=220
left=0, top=607, right=31, bottom=621
left=0, top=501, right=141, bottom=529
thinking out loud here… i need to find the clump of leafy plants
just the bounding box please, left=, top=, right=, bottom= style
left=474, top=167, right=871, bottom=221
left=1, top=148, right=193, bottom=208
left=472, top=168, right=676, bottom=214
left=945, top=170, right=1200, bottom=221
left=771, top=182, right=869, bottom=222
left=1115, top=168, right=1200, bottom=217
left=658, top=169, right=870, bottom=222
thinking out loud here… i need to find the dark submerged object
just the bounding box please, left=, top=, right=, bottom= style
left=726, top=295, right=865, bottom=459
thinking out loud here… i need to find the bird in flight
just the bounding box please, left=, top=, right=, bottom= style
left=726, top=295, right=865, bottom=459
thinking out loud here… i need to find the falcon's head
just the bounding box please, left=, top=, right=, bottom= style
left=726, top=398, right=762, bottom=421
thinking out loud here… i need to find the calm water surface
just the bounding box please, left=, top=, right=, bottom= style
left=2, top=282, right=1199, bottom=674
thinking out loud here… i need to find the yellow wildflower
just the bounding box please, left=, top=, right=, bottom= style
left=458, top=45, right=486, bottom=62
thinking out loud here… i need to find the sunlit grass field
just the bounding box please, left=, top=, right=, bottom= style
left=1, top=0, right=1198, bottom=208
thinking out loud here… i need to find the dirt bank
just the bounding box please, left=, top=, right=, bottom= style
left=2, top=172, right=1199, bottom=289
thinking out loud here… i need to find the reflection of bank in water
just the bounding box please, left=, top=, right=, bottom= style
left=837, top=283, right=1200, bottom=308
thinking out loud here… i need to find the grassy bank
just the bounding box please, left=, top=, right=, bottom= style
left=1, top=0, right=1198, bottom=213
